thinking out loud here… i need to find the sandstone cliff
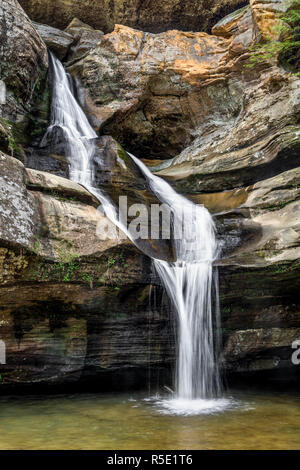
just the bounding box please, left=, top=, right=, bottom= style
left=0, top=0, right=48, bottom=158
left=18, top=0, right=248, bottom=34
left=0, top=0, right=300, bottom=390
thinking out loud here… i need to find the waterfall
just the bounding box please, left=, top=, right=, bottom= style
left=41, top=53, right=129, bottom=239
left=43, top=52, right=223, bottom=409
left=129, top=154, right=222, bottom=400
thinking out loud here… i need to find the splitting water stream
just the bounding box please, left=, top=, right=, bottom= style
left=42, top=53, right=225, bottom=414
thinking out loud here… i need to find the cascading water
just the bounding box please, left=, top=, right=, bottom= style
left=129, top=155, right=222, bottom=401
left=43, top=52, right=225, bottom=414
left=41, top=53, right=128, bottom=238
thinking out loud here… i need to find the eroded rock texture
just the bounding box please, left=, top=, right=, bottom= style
left=67, top=4, right=300, bottom=175
left=63, top=0, right=300, bottom=379
left=0, top=0, right=49, bottom=159
left=1, top=0, right=300, bottom=389
left=0, top=151, right=174, bottom=389
left=18, top=0, right=248, bottom=34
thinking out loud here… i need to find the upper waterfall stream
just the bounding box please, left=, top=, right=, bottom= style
left=42, top=52, right=224, bottom=414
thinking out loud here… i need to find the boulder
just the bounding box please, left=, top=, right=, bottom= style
left=64, top=18, right=104, bottom=64
left=0, top=152, right=40, bottom=251
left=250, top=0, right=288, bottom=39
left=33, top=22, right=73, bottom=60
left=0, top=151, right=124, bottom=264
left=212, top=5, right=250, bottom=37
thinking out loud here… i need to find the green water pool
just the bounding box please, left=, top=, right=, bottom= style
left=0, top=388, right=299, bottom=450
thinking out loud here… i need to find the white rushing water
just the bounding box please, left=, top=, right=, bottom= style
left=128, top=153, right=222, bottom=400
left=41, top=53, right=129, bottom=239
left=43, top=53, right=223, bottom=413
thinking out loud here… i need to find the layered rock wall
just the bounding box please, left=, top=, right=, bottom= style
left=1, top=0, right=300, bottom=389
left=18, top=0, right=248, bottom=34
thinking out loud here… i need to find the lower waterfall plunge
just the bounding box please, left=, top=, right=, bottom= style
left=42, top=53, right=223, bottom=409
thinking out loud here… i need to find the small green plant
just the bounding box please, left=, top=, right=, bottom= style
left=81, top=273, right=94, bottom=289
left=107, top=253, right=129, bottom=268
left=108, top=257, right=116, bottom=267
left=223, top=306, right=231, bottom=314
left=118, top=253, right=129, bottom=268
left=63, top=272, right=71, bottom=282
left=8, top=134, right=19, bottom=156
left=272, top=264, right=290, bottom=274
left=247, top=0, right=300, bottom=74
left=49, top=190, right=79, bottom=203
left=32, top=240, right=41, bottom=255
left=54, top=242, right=79, bottom=282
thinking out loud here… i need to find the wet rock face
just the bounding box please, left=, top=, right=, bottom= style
left=0, top=0, right=49, bottom=158
left=0, top=150, right=174, bottom=389
left=0, top=283, right=174, bottom=390
left=219, top=263, right=300, bottom=376
left=0, top=0, right=48, bottom=109
left=193, top=166, right=300, bottom=376
left=18, top=0, right=248, bottom=34
left=91, top=136, right=175, bottom=261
